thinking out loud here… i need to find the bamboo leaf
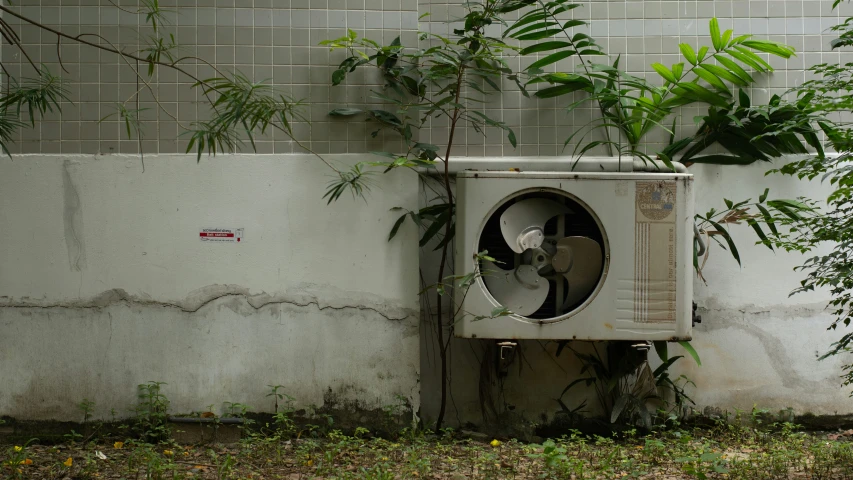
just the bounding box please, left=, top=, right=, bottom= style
left=388, top=213, right=407, bottom=241
left=563, top=19, right=587, bottom=29
left=329, top=108, right=364, bottom=116
left=673, top=82, right=730, bottom=107
left=534, top=82, right=591, bottom=98
left=721, top=29, right=733, bottom=47
left=516, top=29, right=565, bottom=41
left=653, top=341, right=669, bottom=362
left=741, top=40, right=795, bottom=58
left=504, top=12, right=548, bottom=38
left=747, top=218, right=773, bottom=250
left=702, top=63, right=749, bottom=86
left=756, top=204, right=779, bottom=236
left=708, top=219, right=741, bottom=265
left=652, top=63, right=678, bottom=83
left=526, top=50, right=577, bottom=71
left=693, top=66, right=731, bottom=93
left=715, top=56, right=754, bottom=83
left=680, top=43, right=698, bottom=65
left=519, top=41, right=573, bottom=55
left=710, top=18, right=722, bottom=51
left=678, top=341, right=702, bottom=366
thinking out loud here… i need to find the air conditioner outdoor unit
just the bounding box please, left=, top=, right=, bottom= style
left=454, top=170, right=694, bottom=341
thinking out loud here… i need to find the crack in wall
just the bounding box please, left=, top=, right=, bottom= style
left=62, top=159, right=86, bottom=272
left=0, top=284, right=417, bottom=322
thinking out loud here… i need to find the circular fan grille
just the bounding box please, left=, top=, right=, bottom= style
left=477, top=190, right=607, bottom=321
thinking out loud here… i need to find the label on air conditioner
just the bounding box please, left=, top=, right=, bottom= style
left=633, top=181, right=676, bottom=323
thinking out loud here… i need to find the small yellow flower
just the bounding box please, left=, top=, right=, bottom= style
left=490, top=439, right=502, bottom=447
left=20, top=459, right=32, bottom=466
left=163, top=450, right=174, bottom=456
left=183, top=451, right=189, bottom=456
left=113, top=442, right=124, bottom=449
left=13, top=446, right=22, bottom=452
left=305, top=459, right=313, bottom=466
left=63, top=457, right=73, bottom=467
left=382, top=457, right=389, bottom=461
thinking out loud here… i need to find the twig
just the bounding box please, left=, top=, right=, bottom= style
left=56, top=35, right=69, bottom=74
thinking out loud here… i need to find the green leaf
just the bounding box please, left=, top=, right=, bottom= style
left=693, top=66, right=730, bottom=93
left=708, top=219, right=741, bottom=265
left=507, top=129, right=517, bottom=148
left=520, top=41, right=573, bottom=55
left=741, top=40, right=795, bottom=58
left=731, top=46, right=774, bottom=71
left=673, top=82, right=729, bottom=107
left=716, top=56, right=754, bottom=84
left=419, top=208, right=451, bottom=247
left=747, top=218, right=772, bottom=250
left=369, top=109, right=403, bottom=126
left=721, top=29, right=733, bottom=48
left=651, top=63, right=678, bottom=83
left=388, top=213, right=407, bottom=241
left=516, top=29, right=565, bottom=41
left=653, top=341, right=669, bottom=362
left=702, top=63, right=749, bottom=86
left=678, top=341, right=702, bottom=366
left=329, top=108, right=363, bottom=116
left=534, top=82, right=591, bottom=98
left=738, top=89, right=750, bottom=108
left=653, top=356, right=684, bottom=377
left=504, top=12, right=548, bottom=38
left=679, top=43, right=698, bottom=65
left=756, top=204, right=778, bottom=236
left=563, top=19, right=587, bottom=29
left=525, top=50, right=577, bottom=71
left=710, top=18, right=722, bottom=51
left=331, top=69, right=346, bottom=86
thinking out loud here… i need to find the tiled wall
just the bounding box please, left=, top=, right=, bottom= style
left=1, top=0, right=418, bottom=154
left=420, top=0, right=853, bottom=156
left=2, top=0, right=852, bottom=156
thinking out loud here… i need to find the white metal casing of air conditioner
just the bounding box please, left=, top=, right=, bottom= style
left=454, top=171, right=694, bottom=341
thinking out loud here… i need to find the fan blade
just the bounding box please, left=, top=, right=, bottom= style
left=500, top=198, right=572, bottom=253
left=481, top=260, right=550, bottom=316
left=554, top=237, right=603, bottom=309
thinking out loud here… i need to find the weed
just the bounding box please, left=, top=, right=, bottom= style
left=133, top=381, right=171, bottom=442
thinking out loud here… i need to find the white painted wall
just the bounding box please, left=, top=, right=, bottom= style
left=2, top=154, right=849, bottom=425
left=0, top=154, right=421, bottom=421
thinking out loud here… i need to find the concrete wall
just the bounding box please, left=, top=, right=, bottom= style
left=1, top=154, right=850, bottom=426
left=0, top=154, right=421, bottom=420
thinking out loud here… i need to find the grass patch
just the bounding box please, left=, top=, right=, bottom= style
left=3, top=420, right=853, bottom=479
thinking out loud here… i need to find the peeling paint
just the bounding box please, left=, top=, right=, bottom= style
left=692, top=303, right=831, bottom=391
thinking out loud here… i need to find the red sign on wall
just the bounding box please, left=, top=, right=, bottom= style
left=200, top=228, right=244, bottom=243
